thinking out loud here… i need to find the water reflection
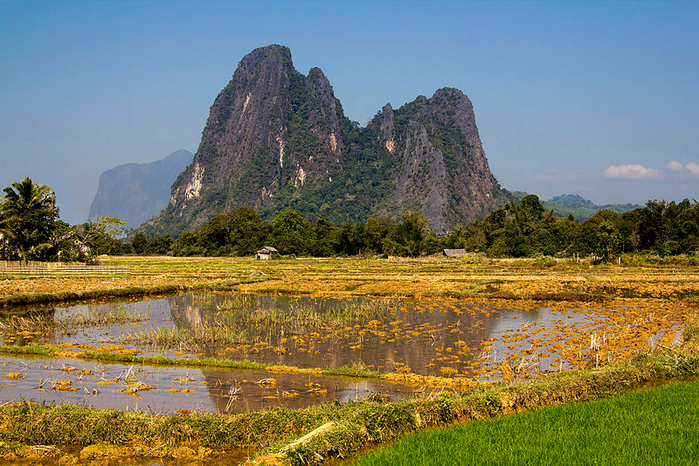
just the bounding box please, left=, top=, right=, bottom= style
left=0, top=292, right=552, bottom=413
left=0, top=292, right=593, bottom=380
left=0, top=355, right=412, bottom=414
left=163, top=293, right=505, bottom=376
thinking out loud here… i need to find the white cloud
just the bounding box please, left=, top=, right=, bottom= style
left=686, top=162, right=699, bottom=176
left=667, top=160, right=685, bottom=172
left=603, top=164, right=660, bottom=180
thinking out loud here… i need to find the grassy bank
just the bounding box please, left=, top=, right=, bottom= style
left=352, top=379, right=699, bottom=465
left=256, top=348, right=699, bottom=465
left=0, top=343, right=382, bottom=379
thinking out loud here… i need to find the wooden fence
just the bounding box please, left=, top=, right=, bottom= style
left=0, top=261, right=129, bottom=277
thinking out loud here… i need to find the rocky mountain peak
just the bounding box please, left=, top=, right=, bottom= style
left=142, top=46, right=510, bottom=237
left=428, top=87, right=481, bottom=148
left=240, top=44, right=290, bottom=65
left=158, top=45, right=348, bottom=229
left=305, top=66, right=343, bottom=155
left=233, top=44, right=292, bottom=87
left=306, top=67, right=331, bottom=92
left=379, top=103, right=395, bottom=153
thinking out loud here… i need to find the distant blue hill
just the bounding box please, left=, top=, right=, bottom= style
left=89, top=150, right=193, bottom=229
left=511, top=191, right=642, bottom=221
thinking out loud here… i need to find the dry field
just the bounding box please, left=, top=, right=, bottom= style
left=1, top=255, right=698, bottom=302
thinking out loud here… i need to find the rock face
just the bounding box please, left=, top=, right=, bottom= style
left=376, top=88, right=503, bottom=233
left=89, top=150, right=192, bottom=228
left=145, top=45, right=508, bottom=236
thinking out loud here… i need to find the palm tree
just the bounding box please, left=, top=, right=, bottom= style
left=0, top=177, right=60, bottom=262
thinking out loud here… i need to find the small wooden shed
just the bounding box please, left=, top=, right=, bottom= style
left=256, top=246, right=279, bottom=260
left=443, top=248, right=467, bottom=258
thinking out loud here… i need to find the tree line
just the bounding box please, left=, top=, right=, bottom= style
left=2, top=178, right=698, bottom=262
left=131, top=194, right=699, bottom=261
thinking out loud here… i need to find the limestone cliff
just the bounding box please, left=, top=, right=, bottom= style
left=144, top=45, right=508, bottom=236
left=374, top=88, right=503, bottom=232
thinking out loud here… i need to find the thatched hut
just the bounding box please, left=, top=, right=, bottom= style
left=256, top=246, right=279, bottom=260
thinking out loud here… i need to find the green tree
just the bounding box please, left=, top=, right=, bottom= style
left=171, top=230, right=203, bottom=256
left=596, top=220, right=622, bottom=261
left=389, top=211, right=432, bottom=257
left=131, top=232, right=148, bottom=254
left=0, top=177, right=60, bottom=261
left=198, top=213, right=235, bottom=254
left=520, top=194, right=545, bottom=221
left=575, top=210, right=624, bottom=261
left=50, top=216, right=127, bottom=262
left=273, top=209, right=308, bottom=255
left=364, top=217, right=394, bottom=254
left=677, top=200, right=699, bottom=253
left=168, top=207, right=271, bottom=257
left=226, top=207, right=272, bottom=256
left=195, top=207, right=272, bottom=256
left=85, top=216, right=127, bottom=256
left=306, top=216, right=339, bottom=257
left=336, top=222, right=365, bottom=256
left=145, top=235, right=173, bottom=255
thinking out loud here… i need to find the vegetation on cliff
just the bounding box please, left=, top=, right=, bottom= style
left=143, top=45, right=509, bottom=237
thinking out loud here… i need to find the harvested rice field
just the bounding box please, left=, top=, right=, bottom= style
left=0, top=255, right=697, bottom=464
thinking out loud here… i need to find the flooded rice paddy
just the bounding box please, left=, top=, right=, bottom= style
left=0, top=354, right=408, bottom=414
left=0, top=292, right=688, bottom=414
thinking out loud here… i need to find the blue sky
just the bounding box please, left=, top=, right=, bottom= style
left=1, top=0, right=697, bottom=224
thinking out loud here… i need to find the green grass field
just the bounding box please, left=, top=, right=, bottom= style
left=352, top=380, right=699, bottom=465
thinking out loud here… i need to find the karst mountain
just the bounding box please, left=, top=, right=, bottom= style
left=144, top=45, right=508, bottom=235
left=89, top=150, right=192, bottom=229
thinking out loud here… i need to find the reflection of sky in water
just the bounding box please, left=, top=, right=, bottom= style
left=0, top=355, right=412, bottom=414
